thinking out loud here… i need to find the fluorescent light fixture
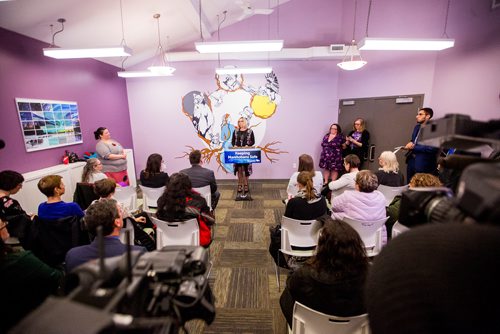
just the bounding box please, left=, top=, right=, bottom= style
left=43, top=45, right=132, bottom=59
left=147, top=66, right=176, bottom=75
left=358, top=38, right=455, bottom=51
left=215, top=67, right=273, bottom=75
left=337, top=60, right=367, bottom=71
left=195, top=40, right=283, bottom=53
left=117, top=70, right=172, bottom=78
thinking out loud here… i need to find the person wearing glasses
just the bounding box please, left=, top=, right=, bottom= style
left=0, top=217, right=63, bottom=332
left=403, top=108, right=439, bottom=181
left=344, top=118, right=370, bottom=169
left=81, top=158, right=108, bottom=183
left=319, top=123, right=346, bottom=184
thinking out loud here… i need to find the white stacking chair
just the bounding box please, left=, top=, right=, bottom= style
left=193, top=185, right=212, bottom=210
left=114, top=186, right=138, bottom=213
left=343, top=217, right=388, bottom=257
left=151, top=216, right=200, bottom=249
left=391, top=221, right=410, bottom=239
left=291, top=302, right=370, bottom=334
left=139, top=185, right=165, bottom=213
left=276, top=217, right=321, bottom=290
left=377, top=184, right=409, bottom=206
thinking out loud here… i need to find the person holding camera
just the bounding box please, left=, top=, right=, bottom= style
left=65, top=199, right=146, bottom=272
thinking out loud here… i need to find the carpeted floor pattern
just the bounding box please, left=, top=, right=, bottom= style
left=185, top=180, right=290, bottom=334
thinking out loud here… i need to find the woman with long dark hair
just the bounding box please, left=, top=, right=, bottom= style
left=156, top=173, right=214, bottom=247
left=280, top=217, right=368, bottom=327
left=140, top=153, right=169, bottom=188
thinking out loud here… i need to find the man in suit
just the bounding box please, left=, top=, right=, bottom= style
left=404, top=107, right=439, bottom=181
left=181, top=150, right=220, bottom=210
left=65, top=198, right=146, bottom=272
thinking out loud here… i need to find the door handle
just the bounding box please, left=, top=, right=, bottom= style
left=369, top=145, right=376, bottom=162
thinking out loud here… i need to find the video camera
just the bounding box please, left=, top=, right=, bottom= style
left=398, top=114, right=500, bottom=227
left=11, top=245, right=216, bottom=334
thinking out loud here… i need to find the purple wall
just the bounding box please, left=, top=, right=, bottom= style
left=338, top=0, right=500, bottom=120
left=0, top=28, right=133, bottom=173
left=125, top=0, right=500, bottom=180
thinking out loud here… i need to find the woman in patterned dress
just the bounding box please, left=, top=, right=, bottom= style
left=319, top=123, right=345, bottom=184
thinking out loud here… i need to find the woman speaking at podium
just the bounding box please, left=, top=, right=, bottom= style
left=232, top=117, right=255, bottom=197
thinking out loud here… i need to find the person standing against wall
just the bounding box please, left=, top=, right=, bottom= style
left=344, top=118, right=370, bottom=169
left=319, top=123, right=345, bottom=184
left=403, top=108, right=439, bottom=181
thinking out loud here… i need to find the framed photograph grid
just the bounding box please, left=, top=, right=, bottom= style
left=15, top=98, right=83, bottom=152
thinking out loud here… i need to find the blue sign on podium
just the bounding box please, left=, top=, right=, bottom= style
left=223, top=148, right=262, bottom=164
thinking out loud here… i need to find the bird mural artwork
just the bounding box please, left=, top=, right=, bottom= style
left=181, top=71, right=286, bottom=173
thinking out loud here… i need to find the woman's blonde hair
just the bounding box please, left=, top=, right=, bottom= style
left=353, top=118, right=365, bottom=132
left=297, top=171, right=316, bottom=200
left=378, top=151, right=399, bottom=174
left=237, top=117, right=248, bottom=130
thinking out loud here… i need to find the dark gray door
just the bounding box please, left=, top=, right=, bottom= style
left=338, top=95, right=424, bottom=181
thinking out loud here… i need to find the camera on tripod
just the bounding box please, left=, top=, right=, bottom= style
left=398, top=114, right=500, bottom=227
left=11, top=245, right=216, bottom=334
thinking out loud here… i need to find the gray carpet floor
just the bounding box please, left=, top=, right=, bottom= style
left=185, top=180, right=290, bottom=334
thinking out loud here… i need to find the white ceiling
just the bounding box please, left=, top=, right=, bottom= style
left=0, top=0, right=291, bottom=68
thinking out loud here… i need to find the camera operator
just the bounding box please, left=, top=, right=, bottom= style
left=65, top=199, right=146, bottom=272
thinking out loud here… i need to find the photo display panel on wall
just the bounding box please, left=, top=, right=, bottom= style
left=15, top=98, right=83, bottom=152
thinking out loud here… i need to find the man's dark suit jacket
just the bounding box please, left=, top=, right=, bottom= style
left=180, top=165, right=218, bottom=194
left=65, top=236, right=145, bottom=272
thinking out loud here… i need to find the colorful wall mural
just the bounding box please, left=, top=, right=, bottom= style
left=181, top=71, right=286, bottom=173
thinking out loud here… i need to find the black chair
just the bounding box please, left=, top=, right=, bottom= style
left=73, top=182, right=99, bottom=211
left=27, top=215, right=90, bottom=267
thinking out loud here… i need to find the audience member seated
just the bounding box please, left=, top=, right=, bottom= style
left=65, top=199, right=146, bottom=272
left=286, top=154, right=323, bottom=199
left=270, top=171, right=328, bottom=269
left=180, top=150, right=220, bottom=210
left=375, top=151, right=405, bottom=186
left=140, top=153, right=170, bottom=188
left=81, top=158, right=108, bottom=183
left=280, top=217, right=368, bottom=327
left=37, top=175, right=84, bottom=220
left=366, top=224, right=500, bottom=334
left=0, top=218, right=63, bottom=333
left=0, top=170, right=32, bottom=240
left=326, top=154, right=360, bottom=198
left=386, top=173, right=442, bottom=236
left=331, top=170, right=386, bottom=222
left=93, top=179, right=156, bottom=251
left=156, top=173, right=214, bottom=247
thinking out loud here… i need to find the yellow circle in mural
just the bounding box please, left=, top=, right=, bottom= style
left=251, top=95, right=276, bottom=119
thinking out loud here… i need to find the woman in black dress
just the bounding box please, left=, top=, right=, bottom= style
left=344, top=118, right=370, bottom=168
left=140, top=153, right=169, bottom=188
left=231, top=117, right=255, bottom=195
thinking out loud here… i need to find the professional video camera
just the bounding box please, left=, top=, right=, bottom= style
left=11, top=245, right=216, bottom=334
left=398, top=114, right=500, bottom=227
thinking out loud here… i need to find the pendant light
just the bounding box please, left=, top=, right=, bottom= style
left=337, top=0, right=367, bottom=71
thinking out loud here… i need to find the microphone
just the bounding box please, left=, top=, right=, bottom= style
left=0, top=139, right=5, bottom=149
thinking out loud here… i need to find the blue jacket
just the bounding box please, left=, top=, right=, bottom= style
left=65, top=236, right=145, bottom=272
left=408, top=124, right=438, bottom=173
